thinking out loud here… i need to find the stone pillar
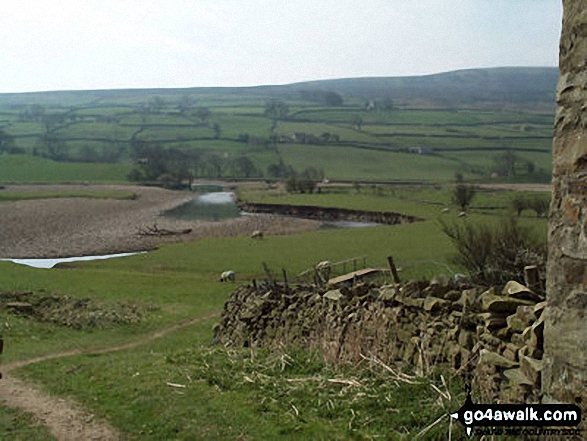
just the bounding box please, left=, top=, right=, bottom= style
left=542, top=0, right=587, bottom=404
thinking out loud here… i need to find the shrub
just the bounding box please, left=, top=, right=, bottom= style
left=452, top=184, right=476, bottom=211
left=510, top=194, right=530, bottom=216
left=439, top=215, right=546, bottom=287
left=529, top=195, right=550, bottom=218
left=510, top=194, right=550, bottom=218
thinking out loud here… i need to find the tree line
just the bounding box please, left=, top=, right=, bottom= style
left=127, top=140, right=325, bottom=191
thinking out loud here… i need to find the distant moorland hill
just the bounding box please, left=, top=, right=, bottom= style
left=0, top=67, right=558, bottom=110
left=280, top=67, right=558, bottom=108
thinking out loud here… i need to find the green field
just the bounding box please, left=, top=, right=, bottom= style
left=0, top=188, right=136, bottom=202
left=0, top=155, right=131, bottom=183
left=0, top=219, right=455, bottom=439
left=0, top=404, right=54, bottom=441
left=277, top=143, right=467, bottom=181
left=0, top=68, right=556, bottom=184
left=0, top=182, right=549, bottom=439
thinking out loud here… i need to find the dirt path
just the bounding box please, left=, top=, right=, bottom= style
left=0, top=312, right=218, bottom=441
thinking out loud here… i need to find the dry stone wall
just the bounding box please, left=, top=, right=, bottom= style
left=216, top=279, right=546, bottom=403
left=544, top=0, right=587, bottom=405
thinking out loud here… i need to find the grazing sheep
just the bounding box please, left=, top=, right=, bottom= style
left=441, top=207, right=450, bottom=214
left=315, top=260, right=331, bottom=271
left=315, top=260, right=331, bottom=283
left=454, top=273, right=470, bottom=285
left=220, top=270, right=236, bottom=282
left=251, top=230, right=264, bottom=240
left=458, top=211, right=467, bottom=218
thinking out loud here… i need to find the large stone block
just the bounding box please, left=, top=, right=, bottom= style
left=479, top=349, right=519, bottom=369
left=480, top=290, right=535, bottom=314
left=502, top=281, right=542, bottom=302
left=519, top=355, right=543, bottom=387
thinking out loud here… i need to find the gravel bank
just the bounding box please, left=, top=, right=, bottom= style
left=0, top=185, right=319, bottom=259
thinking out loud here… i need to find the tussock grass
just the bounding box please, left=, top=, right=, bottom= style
left=0, top=290, right=153, bottom=330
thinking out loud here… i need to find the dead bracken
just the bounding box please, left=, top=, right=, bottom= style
left=0, top=291, right=154, bottom=330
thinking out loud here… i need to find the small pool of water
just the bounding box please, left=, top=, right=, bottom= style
left=318, top=220, right=382, bottom=229
left=0, top=252, right=145, bottom=269
left=164, top=186, right=383, bottom=229
left=164, top=191, right=240, bottom=221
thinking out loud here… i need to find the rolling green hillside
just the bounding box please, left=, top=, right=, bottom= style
left=0, top=68, right=556, bottom=184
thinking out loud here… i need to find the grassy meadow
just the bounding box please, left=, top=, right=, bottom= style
left=0, top=155, right=131, bottom=184
left=0, top=188, right=136, bottom=202
left=0, top=227, right=460, bottom=439
left=0, top=181, right=548, bottom=439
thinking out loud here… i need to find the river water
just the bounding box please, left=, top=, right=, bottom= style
left=163, top=189, right=240, bottom=221
left=0, top=252, right=145, bottom=269
left=164, top=186, right=383, bottom=230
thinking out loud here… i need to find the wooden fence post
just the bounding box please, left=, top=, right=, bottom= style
left=262, top=262, right=274, bottom=287
left=387, top=255, right=401, bottom=284
left=524, top=265, right=540, bottom=291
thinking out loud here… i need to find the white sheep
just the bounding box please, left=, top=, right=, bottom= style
left=220, top=270, right=236, bottom=282
left=251, top=230, right=264, bottom=240
left=315, top=260, right=331, bottom=283
left=454, top=273, right=470, bottom=285
left=315, top=261, right=331, bottom=271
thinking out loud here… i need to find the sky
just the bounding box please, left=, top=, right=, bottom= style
left=0, top=0, right=563, bottom=93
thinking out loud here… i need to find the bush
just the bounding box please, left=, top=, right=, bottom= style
left=285, top=176, right=317, bottom=194
left=440, top=215, right=546, bottom=287
left=510, top=194, right=529, bottom=216
left=529, top=195, right=550, bottom=218
left=510, top=194, right=550, bottom=218
left=452, top=184, right=476, bottom=211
